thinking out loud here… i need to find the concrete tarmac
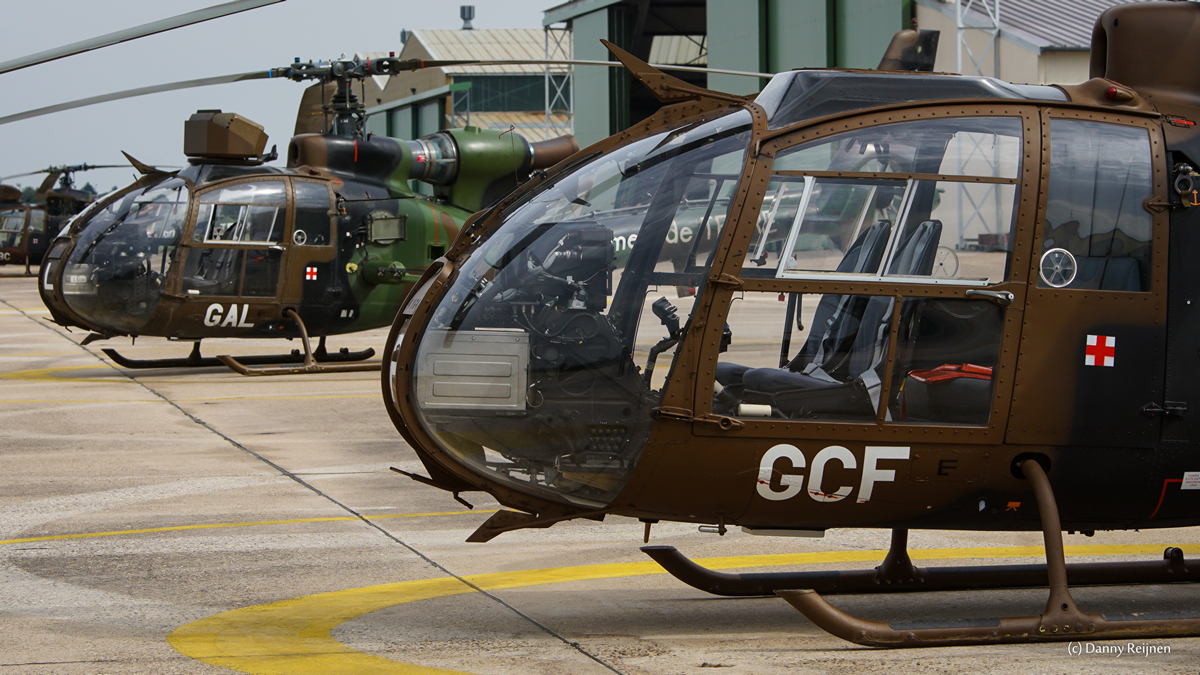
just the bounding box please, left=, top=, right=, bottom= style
left=1, top=273, right=1198, bottom=674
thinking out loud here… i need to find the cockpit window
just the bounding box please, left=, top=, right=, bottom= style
left=0, top=209, right=25, bottom=248
left=131, top=183, right=190, bottom=241
left=1038, top=120, right=1153, bottom=291
left=774, top=117, right=1022, bottom=179
left=408, top=109, right=752, bottom=508
left=748, top=116, right=1022, bottom=286
left=713, top=115, right=1023, bottom=427
left=0, top=209, right=24, bottom=231
left=293, top=181, right=333, bottom=246
left=194, top=180, right=287, bottom=244
left=28, top=209, right=45, bottom=233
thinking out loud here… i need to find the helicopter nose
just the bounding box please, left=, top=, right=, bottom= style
left=390, top=226, right=653, bottom=512
left=47, top=176, right=189, bottom=336
left=56, top=251, right=167, bottom=336
left=37, top=237, right=86, bottom=330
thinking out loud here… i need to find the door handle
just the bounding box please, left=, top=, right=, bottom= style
left=965, top=289, right=1014, bottom=307
left=1142, top=401, right=1187, bottom=417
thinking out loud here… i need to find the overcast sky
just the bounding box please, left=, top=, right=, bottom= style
left=0, top=0, right=552, bottom=192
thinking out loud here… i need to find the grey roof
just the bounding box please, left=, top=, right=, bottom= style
left=983, top=0, right=1139, bottom=49
left=413, top=29, right=548, bottom=74
left=920, top=0, right=1141, bottom=52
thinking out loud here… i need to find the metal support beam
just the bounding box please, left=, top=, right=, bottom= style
left=956, top=0, right=1001, bottom=77
left=544, top=22, right=574, bottom=137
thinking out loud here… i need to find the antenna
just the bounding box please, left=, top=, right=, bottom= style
left=460, top=5, right=475, bottom=30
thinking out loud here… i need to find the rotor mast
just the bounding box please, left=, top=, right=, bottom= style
left=273, top=57, right=403, bottom=138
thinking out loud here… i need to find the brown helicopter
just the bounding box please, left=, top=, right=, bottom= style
left=381, top=2, right=1200, bottom=649
left=7, top=2, right=765, bottom=375
left=33, top=75, right=575, bottom=375
left=0, top=165, right=108, bottom=275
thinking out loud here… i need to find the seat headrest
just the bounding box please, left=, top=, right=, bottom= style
left=888, top=219, right=942, bottom=276
left=837, top=220, right=892, bottom=275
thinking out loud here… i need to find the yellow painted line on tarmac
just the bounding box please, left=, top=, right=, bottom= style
left=0, top=366, right=379, bottom=392
left=0, top=394, right=378, bottom=403
left=1, top=398, right=157, bottom=403
left=0, top=365, right=126, bottom=383
left=0, top=510, right=493, bottom=546
left=174, top=393, right=379, bottom=402
left=169, top=543, right=1200, bottom=675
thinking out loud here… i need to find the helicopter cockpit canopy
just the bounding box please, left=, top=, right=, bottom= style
left=409, top=109, right=754, bottom=508
left=42, top=162, right=294, bottom=336
left=56, top=175, right=190, bottom=334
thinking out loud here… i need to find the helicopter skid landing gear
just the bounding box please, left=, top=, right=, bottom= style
left=770, top=460, right=1200, bottom=647
left=102, top=326, right=375, bottom=372
left=643, top=529, right=1198, bottom=597
left=217, top=309, right=381, bottom=376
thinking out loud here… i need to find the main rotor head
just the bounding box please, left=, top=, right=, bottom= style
left=271, top=56, right=408, bottom=138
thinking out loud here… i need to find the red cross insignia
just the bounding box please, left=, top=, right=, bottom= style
left=1085, top=334, right=1115, bottom=367
left=305, top=266, right=318, bottom=281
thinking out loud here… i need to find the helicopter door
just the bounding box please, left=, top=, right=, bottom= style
left=180, top=179, right=289, bottom=328
left=704, top=111, right=1029, bottom=426
left=279, top=179, right=336, bottom=318
left=1006, top=113, right=1166, bottom=448
left=678, top=112, right=1031, bottom=524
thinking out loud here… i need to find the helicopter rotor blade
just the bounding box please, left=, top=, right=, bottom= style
left=0, top=71, right=274, bottom=127
left=358, top=58, right=773, bottom=118
left=0, top=57, right=770, bottom=130
left=1, top=164, right=129, bottom=181
left=2, top=163, right=127, bottom=180
left=294, top=81, right=336, bottom=136
left=394, top=58, right=773, bottom=79
left=0, top=170, right=48, bottom=181
left=0, top=0, right=286, bottom=76
left=34, top=172, right=60, bottom=198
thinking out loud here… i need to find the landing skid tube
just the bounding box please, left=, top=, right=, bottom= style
left=217, top=309, right=381, bottom=376
left=642, top=535, right=1197, bottom=597
left=774, top=460, right=1200, bottom=647
left=102, top=333, right=375, bottom=372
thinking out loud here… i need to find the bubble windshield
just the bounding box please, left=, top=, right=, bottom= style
left=408, top=110, right=752, bottom=508
left=61, top=176, right=189, bottom=334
